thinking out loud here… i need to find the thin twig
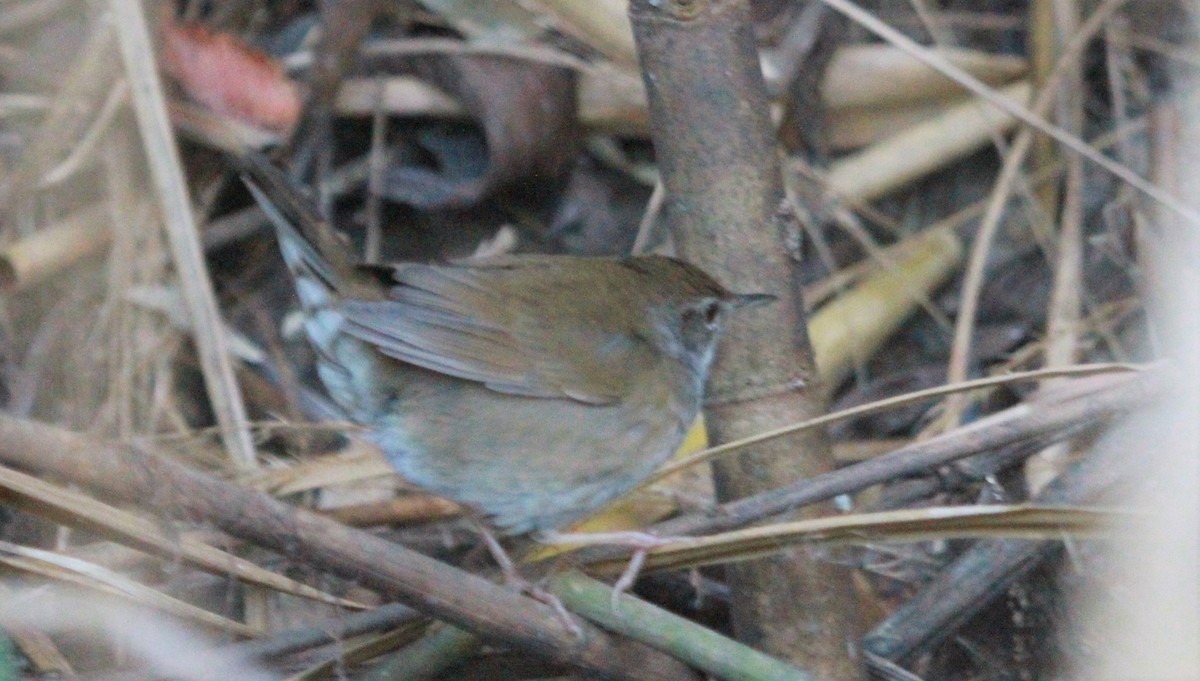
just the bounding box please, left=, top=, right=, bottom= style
left=817, top=0, right=1199, bottom=224
left=107, top=0, right=257, bottom=468
left=652, top=363, right=1141, bottom=481
left=938, top=0, right=1130, bottom=427
left=364, top=76, right=386, bottom=264
left=589, top=369, right=1159, bottom=555
left=1025, top=0, right=1086, bottom=495
left=38, top=79, right=129, bottom=188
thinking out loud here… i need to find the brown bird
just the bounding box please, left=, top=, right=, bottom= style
left=238, top=153, right=770, bottom=581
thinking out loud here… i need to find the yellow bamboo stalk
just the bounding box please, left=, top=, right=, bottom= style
left=809, top=226, right=964, bottom=388
left=827, top=80, right=1032, bottom=202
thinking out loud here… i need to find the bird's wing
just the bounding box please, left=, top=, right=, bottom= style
left=339, top=258, right=654, bottom=405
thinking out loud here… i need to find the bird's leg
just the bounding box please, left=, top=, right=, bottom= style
left=535, top=530, right=693, bottom=610
left=473, top=520, right=518, bottom=582
left=471, top=519, right=581, bottom=637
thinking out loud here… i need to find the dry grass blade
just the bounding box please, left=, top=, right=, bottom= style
left=6, top=627, right=72, bottom=677
left=242, top=445, right=392, bottom=496
left=649, top=362, right=1142, bottom=481
left=325, top=495, right=464, bottom=527
left=108, top=0, right=257, bottom=468
left=0, top=583, right=75, bottom=678
left=586, top=505, right=1122, bottom=575
left=808, top=113, right=1145, bottom=305
left=38, top=79, right=129, bottom=187
left=528, top=0, right=638, bottom=67
left=415, top=0, right=546, bottom=45
left=0, top=463, right=368, bottom=610
left=335, top=76, right=464, bottom=120
left=818, top=0, right=1199, bottom=224
left=282, top=621, right=429, bottom=681
left=1024, top=0, right=1089, bottom=495
left=939, top=0, right=1131, bottom=428
left=0, top=540, right=259, bottom=637
left=170, top=99, right=282, bottom=152
left=1, top=19, right=118, bottom=214
left=337, top=42, right=1025, bottom=144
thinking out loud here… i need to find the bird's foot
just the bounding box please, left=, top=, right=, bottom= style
left=535, top=530, right=690, bottom=610
left=475, top=521, right=582, bottom=637
left=523, top=582, right=582, bottom=638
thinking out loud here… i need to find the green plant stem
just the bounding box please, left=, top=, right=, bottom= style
left=548, top=570, right=817, bottom=681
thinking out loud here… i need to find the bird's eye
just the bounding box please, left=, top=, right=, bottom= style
left=702, top=300, right=721, bottom=328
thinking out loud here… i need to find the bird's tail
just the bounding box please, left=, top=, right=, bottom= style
left=235, top=151, right=357, bottom=291
left=235, top=152, right=372, bottom=361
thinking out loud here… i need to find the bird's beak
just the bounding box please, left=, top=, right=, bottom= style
left=728, top=292, right=776, bottom=309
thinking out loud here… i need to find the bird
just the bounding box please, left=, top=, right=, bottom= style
left=237, top=152, right=771, bottom=579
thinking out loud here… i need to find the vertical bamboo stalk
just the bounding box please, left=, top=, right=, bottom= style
left=628, top=0, right=861, bottom=675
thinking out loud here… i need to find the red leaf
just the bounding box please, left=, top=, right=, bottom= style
left=161, top=21, right=301, bottom=133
